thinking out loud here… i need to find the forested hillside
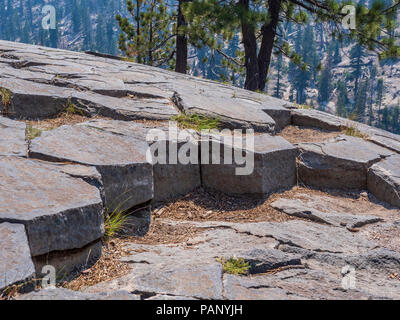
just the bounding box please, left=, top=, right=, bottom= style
left=1, top=0, right=399, bottom=133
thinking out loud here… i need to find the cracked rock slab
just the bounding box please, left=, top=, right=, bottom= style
left=0, top=222, right=35, bottom=291
left=232, top=220, right=376, bottom=254
left=368, top=155, right=400, bottom=207
left=17, top=287, right=140, bottom=300
left=298, top=135, right=394, bottom=190
left=0, top=116, right=26, bottom=156
left=201, top=134, right=298, bottom=194
left=0, top=156, right=104, bottom=256
left=29, top=123, right=153, bottom=212
left=271, top=198, right=382, bottom=228
left=0, top=78, right=71, bottom=119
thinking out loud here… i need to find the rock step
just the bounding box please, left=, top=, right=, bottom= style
left=297, top=135, right=394, bottom=190
left=0, top=156, right=104, bottom=257
left=0, top=222, right=35, bottom=292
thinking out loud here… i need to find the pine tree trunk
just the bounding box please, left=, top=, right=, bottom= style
left=240, top=0, right=259, bottom=91
left=257, top=0, right=281, bottom=91
left=175, top=0, right=188, bottom=74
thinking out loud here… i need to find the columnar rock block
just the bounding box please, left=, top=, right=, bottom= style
left=201, top=134, right=298, bottom=194
left=297, top=135, right=394, bottom=190
left=0, top=223, right=35, bottom=291
left=0, top=116, right=26, bottom=156
left=29, top=124, right=153, bottom=212
left=0, top=156, right=104, bottom=256
left=368, top=155, right=400, bottom=207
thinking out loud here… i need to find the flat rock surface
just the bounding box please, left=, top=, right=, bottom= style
left=0, top=40, right=292, bottom=130
left=271, top=198, right=382, bottom=228
left=298, top=135, right=394, bottom=189
left=0, top=116, right=26, bottom=156
left=17, top=287, right=140, bottom=300
left=0, top=222, right=35, bottom=291
left=29, top=122, right=153, bottom=211
left=368, top=155, right=400, bottom=207
left=0, top=156, right=103, bottom=256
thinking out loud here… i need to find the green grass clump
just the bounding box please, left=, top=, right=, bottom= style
left=171, top=113, right=220, bottom=131
left=26, top=126, right=43, bottom=141
left=294, top=103, right=313, bottom=110
left=104, top=206, right=129, bottom=239
left=217, top=257, right=250, bottom=276
left=0, top=88, right=12, bottom=106
left=65, top=100, right=85, bottom=116
left=343, top=126, right=366, bottom=139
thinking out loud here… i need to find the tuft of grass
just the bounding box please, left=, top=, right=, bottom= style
left=104, top=205, right=129, bottom=239
left=294, top=103, right=313, bottom=110
left=26, top=125, right=43, bottom=140
left=171, top=113, right=220, bottom=131
left=121, top=56, right=135, bottom=63
left=217, top=257, right=250, bottom=276
left=65, top=100, right=85, bottom=116
left=0, top=87, right=12, bottom=106
left=343, top=126, right=366, bottom=139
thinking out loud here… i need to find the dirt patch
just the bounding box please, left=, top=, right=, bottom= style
left=153, top=188, right=299, bottom=223
left=61, top=220, right=203, bottom=290
left=121, top=219, right=203, bottom=246
left=278, top=125, right=340, bottom=144
left=24, top=113, right=107, bottom=130
left=62, top=238, right=130, bottom=291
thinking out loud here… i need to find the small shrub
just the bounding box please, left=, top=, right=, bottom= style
left=0, top=88, right=12, bottom=106
left=171, top=113, right=220, bottom=131
left=217, top=257, right=250, bottom=276
left=26, top=126, right=43, bottom=140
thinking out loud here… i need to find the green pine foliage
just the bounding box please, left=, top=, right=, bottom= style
left=116, top=0, right=175, bottom=68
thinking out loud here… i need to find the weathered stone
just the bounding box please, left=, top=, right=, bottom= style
left=201, top=134, right=298, bottom=194
left=291, top=108, right=347, bottom=131
left=0, top=156, right=104, bottom=256
left=0, top=116, right=26, bottom=156
left=368, top=155, right=400, bottom=207
left=33, top=240, right=102, bottom=277
left=29, top=123, right=153, bottom=212
left=232, top=220, right=376, bottom=254
left=238, top=248, right=302, bottom=274
left=271, top=198, right=382, bottom=228
left=298, top=135, right=394, bottom=190
left=0, top=78, right=71, bottom=119
left=71, top=91, right=179, bottom=120
left=17, top=287, right=140, bottom=300
left=127, top=263, right=223, bottom=300
left=223, top=274, right=306, bottom=300
left=171, top=79, right=291, bottom=132
left=0, top=223, right=35, bottom=291
left=84, top=119, right=201, bottom=202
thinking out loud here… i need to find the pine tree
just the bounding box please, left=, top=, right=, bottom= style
left=336, top=80, right=349, bottom=118
left=116, top=0, right=175, bottom=68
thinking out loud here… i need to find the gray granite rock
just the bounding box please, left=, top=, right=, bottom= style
left=368, top=155, right=400, bottom=207
left=0, top=156, right=104, bottom=256
left=0, top=116, right=26, bottom=156
left=201, top=134, right=298, bottom=194
left=0, top=223, right=35, bottom=291
left=291, top=108, right=347, bottom=131
left=0, top=77, right=71, bottom=119
left=29, top=123, right=153, bottom=212
left=232, top=220, right=376, bottom=254
left=271, top=198, right=382, bottom=228
left=17, top=287, right=140, bottom=300
left=298, top=135, right=394, bottom=190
